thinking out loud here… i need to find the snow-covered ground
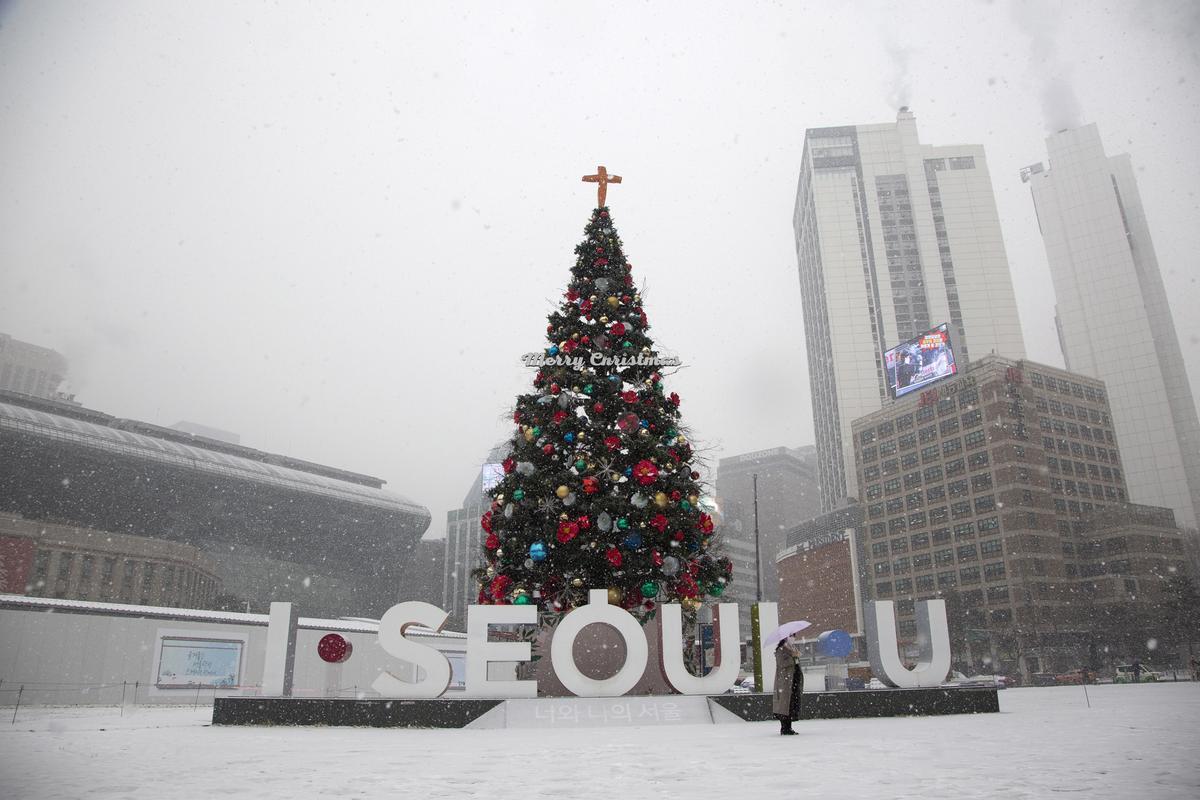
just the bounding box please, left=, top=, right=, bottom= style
left=2, top=683, right=1198, bottom=799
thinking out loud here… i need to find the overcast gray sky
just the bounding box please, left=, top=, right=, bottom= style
left=2, top=0, right=1198, bottom=540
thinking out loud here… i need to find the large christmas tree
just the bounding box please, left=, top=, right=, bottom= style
left=475, top=170, right=731, bottom=623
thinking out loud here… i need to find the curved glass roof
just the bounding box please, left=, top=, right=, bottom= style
left=0, top=401, right=429, bottom=519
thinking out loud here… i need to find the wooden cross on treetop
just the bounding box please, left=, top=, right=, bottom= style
left=582, top=165, right=622, bottom=207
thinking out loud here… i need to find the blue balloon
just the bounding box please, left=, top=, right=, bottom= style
left=817, top=629, right=853, bottom=659
left=529, top=541, right=548, bottom=562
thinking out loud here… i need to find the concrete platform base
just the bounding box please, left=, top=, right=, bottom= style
left=213, top=687, right=998, bottom=729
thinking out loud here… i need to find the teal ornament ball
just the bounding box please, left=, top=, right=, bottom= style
left=529, top=541, right=548, bottom=561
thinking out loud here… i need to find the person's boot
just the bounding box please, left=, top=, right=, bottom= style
left=781, top=719, right=797, bottom=736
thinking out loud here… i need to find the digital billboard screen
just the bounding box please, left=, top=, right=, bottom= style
left=884, top=323, right=958, bottom=399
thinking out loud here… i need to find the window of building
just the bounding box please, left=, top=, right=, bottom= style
left=968, top=451, right=989, bottom=470
left=931, top=528, right=951, bottom=544
left=888, top=517, right=907, bottom=534
left=916, top=575, right=935, bottom=592
left=898, top=432, right=916, bottom=450
left=919, top=426, right=937, bottom=443
left=971, top=473, right=993, bottom=492
left=965, top=430, right=986, bottom=448
left=960, top=566, right=981, bottom=584
left=913, top=553, right=933, bottom=569
left=910, top=532, right=930, bottom=549
left=868, top=502, right=885, bottom=519
left=957, top=544, right=978, bottom=561
left=929, top=506, right=949, bottom=524
left=945, top=458, right=965, bottom=477
left=916, top=406, right=935, bottom=422
left=861, top=430, right=877, bottom=444
left=876, top=582, right=893, bottom=597
left=870, top=522, right=887, bottom=538
left=990, top=609, right=1012, bottom=624
left=937, top=398, right=956, bottom=416
left=981, top=539, right=1002, bottom=557
left=895, top=581, right=913, bottom=596
left=884, top=478, right=902, bottom=494
left=954, top=522, right=975, bottom=540
left=874, top=562, right=891, bottom=576
left=890, top=537, right=909, bottom=554
left=974, top=495, right=996, bottom=513
left=901, top=452, right=919, bottom=468
left=923, top=465, right=944, bottom=482
left=939, top=418, right=960, bottom=436
left=984, top=563, right=1007, bottom=581
left=921, top=444, right=940, bottom=462
left=872, top=542, right=889, bottom=557
left=906, top=491, right=924, bottom=508
left=951, top=501, right=972, bottom=518
left=986, top=585, right=1009, bottom=604
left=937, top=571, right=957, bottom=589
left=880, top=441, right=897, bottom=456
left=886, top=498, right=905, bottom=515
left=893, top=557, right=911, bottom=574
left=907, top=511, right=926, bottom=528
left=935, top=549, right=954, bottom=566
left=948, top=156, right=976, bottom=170
left=904, top=471, right=922, bottom=489
left=866, top=484, right=883, bottom=500
left=862, top=446, right=878, bottom=462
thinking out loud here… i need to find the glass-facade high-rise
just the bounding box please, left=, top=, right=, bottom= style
left=794, top=109, right=1027, bottom=512
left=1024, top=124, right=1200, bottom=530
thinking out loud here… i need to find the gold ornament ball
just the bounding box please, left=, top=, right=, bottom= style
left=681, top=597, right=701, bottom=612
left=572, top=385, right=581, bottom=392
left=556, top=485, right=570, bottom=498
left=572, top=333, right=580, bottom=340
left=688, top=494, right=699, bottom=505
left=559, top=512, right=569, bottom=520
left=571, top=577, right=584, bottom=587
left=523, top=428, right=534, bottom=442
left=638, top=428, right=649, bottom=437
left=606, top=296, right=619, bottom=309
left=589, top=295, right=598, bottom=302
left=600, top=316, right=609, bottom=324
left=654, top=492, right=669, bottom=508
left=607, top=587, right=624, bottom=604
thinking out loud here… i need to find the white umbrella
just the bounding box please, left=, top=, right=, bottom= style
left=764, top=620, right=812, bottom=647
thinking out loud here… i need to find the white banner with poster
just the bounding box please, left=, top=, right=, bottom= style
left=150, top=628, right=249, bottom=695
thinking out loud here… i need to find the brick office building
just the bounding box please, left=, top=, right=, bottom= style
left=851, top=355, right=1188, bottom=679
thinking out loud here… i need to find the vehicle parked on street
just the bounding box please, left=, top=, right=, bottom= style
left=942, top=671, right=1012, bottom=689
left=1114, top=664, right=1162, bottom=683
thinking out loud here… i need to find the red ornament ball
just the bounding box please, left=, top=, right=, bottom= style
left=317, top=633, right=353, bottom=664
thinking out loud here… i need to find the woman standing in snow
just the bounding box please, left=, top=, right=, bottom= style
left=773, top=636, right=804, bottom=735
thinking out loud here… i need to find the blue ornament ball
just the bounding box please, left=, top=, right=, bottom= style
left=529, top=541, right=548, bottom=561
left=548, top=345, right=559, bottom=356
left=624, top=466, right=633, bottom=476
left=564, top=432, right=576, bottom=443
left=622, top=532, right=643, bottom=550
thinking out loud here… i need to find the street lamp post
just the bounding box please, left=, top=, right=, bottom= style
left=753, top=473, right=762, bottom=603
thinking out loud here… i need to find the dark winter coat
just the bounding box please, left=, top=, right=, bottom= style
left=772, top=643, right=804, bottom=719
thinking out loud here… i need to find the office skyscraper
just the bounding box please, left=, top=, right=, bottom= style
left=794, top=109, right=1026, bottom=511
left=1023, top=124, right=1200, bottom=530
